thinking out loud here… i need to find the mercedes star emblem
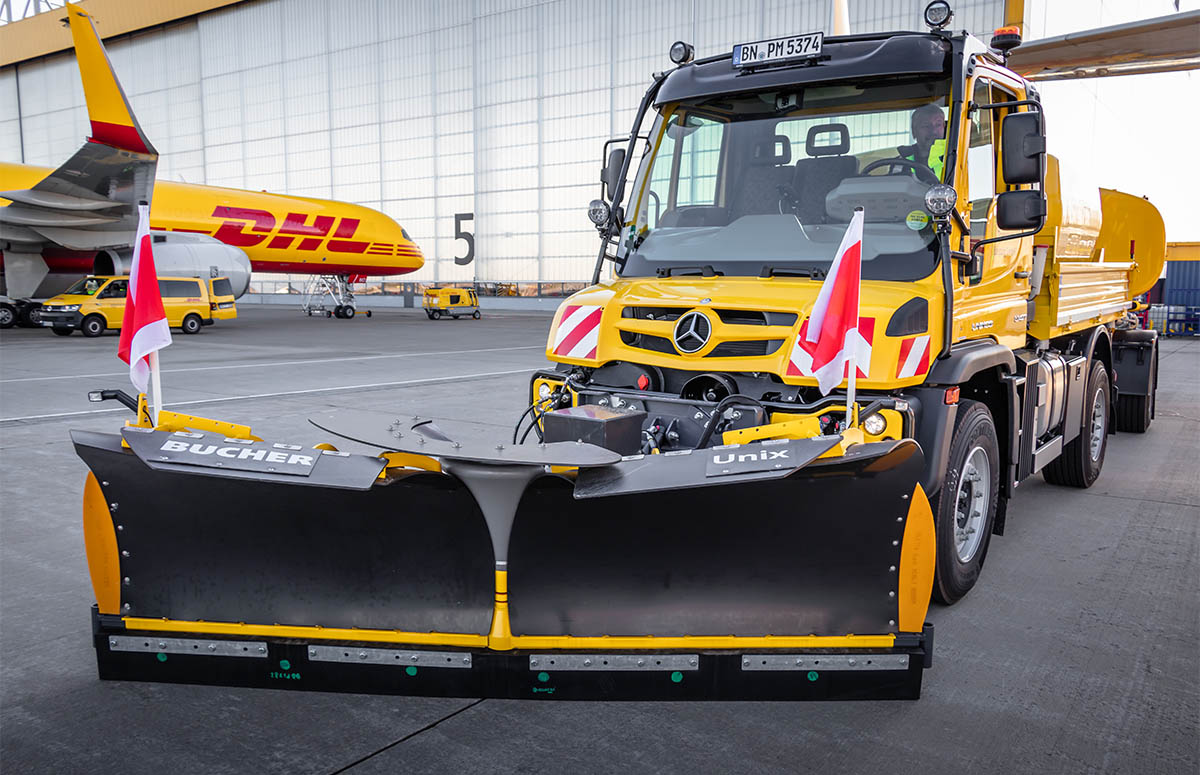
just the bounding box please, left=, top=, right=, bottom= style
left=673, top=311, right=712, bottom=354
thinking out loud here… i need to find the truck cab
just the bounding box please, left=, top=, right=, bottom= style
left=534, top=15, right=1164, bottom=605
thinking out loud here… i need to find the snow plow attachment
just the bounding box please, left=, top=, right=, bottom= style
left=75, top=408, right=936, bottom=701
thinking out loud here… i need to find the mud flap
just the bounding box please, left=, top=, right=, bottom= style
left=509, top=440, right=927, bottom=638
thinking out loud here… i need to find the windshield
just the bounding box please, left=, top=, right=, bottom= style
left=623, top=78, right=951, bottom=281
left=64, top=277, right=106, bottom=296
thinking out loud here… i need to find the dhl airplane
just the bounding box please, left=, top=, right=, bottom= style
left=0, top=2, right=422, bottom=327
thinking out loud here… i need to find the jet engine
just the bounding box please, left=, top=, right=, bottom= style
left=94, top=231, right=252, bottom=298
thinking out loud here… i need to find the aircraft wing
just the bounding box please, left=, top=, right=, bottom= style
left=1008, top=10, right=1200, bottom=81
left=0, top=2, right=157, bottom=294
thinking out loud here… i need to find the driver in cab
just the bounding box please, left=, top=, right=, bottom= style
left=898, top=103, right=947, bottom=180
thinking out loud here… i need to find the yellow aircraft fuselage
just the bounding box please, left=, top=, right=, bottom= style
left=0, top=161, right=422, bottom=277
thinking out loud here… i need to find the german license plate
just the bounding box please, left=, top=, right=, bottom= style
left=732, top=32, right=823, bottom=68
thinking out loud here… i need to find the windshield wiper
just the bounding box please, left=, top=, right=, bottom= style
left=655, top=264, right=721, bottom=278
left=759, top=265, right=826, bottom=280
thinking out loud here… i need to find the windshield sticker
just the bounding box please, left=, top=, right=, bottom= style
left=905, top=210, right=930, bottom=230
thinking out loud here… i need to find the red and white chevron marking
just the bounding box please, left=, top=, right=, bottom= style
left=786, top=317, right=875, bottom=379
left=895, top=334, right=931, bottom=379
left=551, top=304, right=603, bottom=359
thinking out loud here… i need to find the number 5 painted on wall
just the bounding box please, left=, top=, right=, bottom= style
left=454, top=213, right=475, bottom=266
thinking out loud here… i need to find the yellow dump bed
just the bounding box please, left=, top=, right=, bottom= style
left=1028, top=156, right=1165, bottom=340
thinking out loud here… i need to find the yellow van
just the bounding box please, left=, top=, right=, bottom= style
left=422, top=287, right=480, bottom=320
left=40, top=275, right=237, bottom=337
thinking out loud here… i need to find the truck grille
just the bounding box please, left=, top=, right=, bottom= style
left=705, top=340, right=785, bottom=357
left=620, top=331, right=675, bottom=354
left=620, top=330, right=783, bottom=358
left=714, top=309, right=799, bottom=326
left=621, top=306, right=687, bottom=322
left=622, top=306, right=798, bottom=327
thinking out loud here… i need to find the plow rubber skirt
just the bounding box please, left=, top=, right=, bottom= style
left=93, top=609, right=932, bottom=700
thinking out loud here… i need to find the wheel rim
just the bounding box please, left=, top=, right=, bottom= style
left=0, top=308, right=12, bottom=326
left=1089, top=388, right=1106, bottom=461
left=954, top=445, right=990, bottom=563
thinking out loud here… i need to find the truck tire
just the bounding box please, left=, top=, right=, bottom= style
left=81, top=314, right=106, bottom=338
left=932, top=399, right=1000, bottom=605
left=1115, top=349, right=1155, bottom=433
left=0, top=303, right=15, bottom=328
left=430, top=310, right=441, bottom=320
left=181, top=314, right=203, bottom=335
left=1043, top=359, right=1109, bottom=488
left=473, top=310, right=481, bottom=320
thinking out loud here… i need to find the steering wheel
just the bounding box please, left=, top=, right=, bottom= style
left=861, top=157, right=940, bottom=184
left=777, top=184, right=800, bottom=216
left=776, top=184, right=811, bottom=237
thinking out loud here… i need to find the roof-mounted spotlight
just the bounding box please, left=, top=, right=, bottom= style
left=669, top=41, right=695, bottom=65
left=923, top=1, right=954, bottom=29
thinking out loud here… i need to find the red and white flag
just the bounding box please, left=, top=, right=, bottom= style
left=117, top=204, right=172, bottom=393
left=804, top=208, right=864, bottom=396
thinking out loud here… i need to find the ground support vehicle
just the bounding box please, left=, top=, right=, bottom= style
left=71, top=9, right=1162, bottom=702
left=423, top=287, right=481, bottom=320
left=39, top=275, right=235, bottom=337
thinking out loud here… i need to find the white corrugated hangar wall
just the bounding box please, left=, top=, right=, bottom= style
left=0, top=0, right=1012, bottom=288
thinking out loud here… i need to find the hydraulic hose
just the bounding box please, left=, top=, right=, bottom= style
left=693, top=394, right=765, bottom=450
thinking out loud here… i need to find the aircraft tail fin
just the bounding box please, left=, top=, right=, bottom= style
left=65, top=2, right=156, bottom=156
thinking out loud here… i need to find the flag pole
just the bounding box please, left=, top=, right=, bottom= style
left=148, top=350, right=162, bottom=426
left=846, top=206, right=863, bottom=430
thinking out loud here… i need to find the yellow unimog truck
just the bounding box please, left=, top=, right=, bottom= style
left=72, top=7, right=1162, bottom=702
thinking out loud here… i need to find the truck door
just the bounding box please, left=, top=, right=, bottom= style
left=954, top=73, right=1032, bottom=348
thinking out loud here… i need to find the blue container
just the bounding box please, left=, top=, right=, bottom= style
left=1164, top=261, right=1200, bottom=308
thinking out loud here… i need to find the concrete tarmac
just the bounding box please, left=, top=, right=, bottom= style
left=1, top=307, right=1196, bottom=774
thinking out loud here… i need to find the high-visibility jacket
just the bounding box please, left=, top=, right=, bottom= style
left=898, top=138, right=946, bottom=179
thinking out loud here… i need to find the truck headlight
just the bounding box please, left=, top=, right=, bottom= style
left=587, top=199, right=611, bottom=226
left=669, top=41, right=695, bottom=65
left=924, top=1, right=953, bottom=29
left=924, top=184, right=957, bottom=216
left=61, top=305, right=81, bottom=312
left=863, top=413, right=887, bottom=436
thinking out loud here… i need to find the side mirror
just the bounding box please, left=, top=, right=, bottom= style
left=995, top=189, right=1047, bottom=230
left=602, top=148, right=626, bottom=201
left=1001, top=112, right=1045, bottom=185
